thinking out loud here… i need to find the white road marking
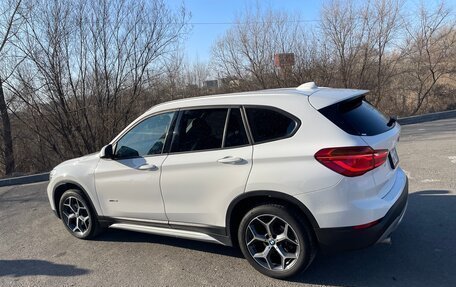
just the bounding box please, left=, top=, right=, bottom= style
left=448, top=156, right=456, bottom=164
left=421, top=179, right=441, bottom=183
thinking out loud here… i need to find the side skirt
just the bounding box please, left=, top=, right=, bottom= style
left=98, top=216, right=232, bottom=246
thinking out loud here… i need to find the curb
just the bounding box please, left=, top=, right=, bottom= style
left=398, top=110, right=456, bottom=125
left=0, top=172, right=49, bottom=187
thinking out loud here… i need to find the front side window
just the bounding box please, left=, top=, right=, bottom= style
left=246, top=108, right=297, bottom=143
left=115, top=112, right=175, bottom=158
left=172, top=108, right=227, bottom=152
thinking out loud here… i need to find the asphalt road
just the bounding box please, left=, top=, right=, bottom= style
left=1, top=119, right=455, bottom=287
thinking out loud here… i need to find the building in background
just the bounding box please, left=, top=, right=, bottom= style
left=274, top=53, right=295, bottom=79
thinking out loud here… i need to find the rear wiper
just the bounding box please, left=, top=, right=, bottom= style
left=387, top=116, right=397, bottom=127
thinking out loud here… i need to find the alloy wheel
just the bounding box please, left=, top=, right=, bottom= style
left=61, top=196, right=90, bottom=236
left=245, top=214, right=300, bottom=271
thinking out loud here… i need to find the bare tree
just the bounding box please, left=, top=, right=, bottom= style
left=0, top=0, right=26, bottom=175
left=318, top=0, right=407, bottom=110
left=401, top=2, right=455, bottom=115
left=211, top=6, right=304, bottom=90
left=211, top=0, right=455, bottom=115
left=367, top=0, right=404, bottom=107
left=320, top=0, right=361, bottom=88
left=8, top=0, right=189, bottom=167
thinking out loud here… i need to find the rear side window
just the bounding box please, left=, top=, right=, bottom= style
left=319, top=96, right=392, bottom=136
left=246, top=108, right=298, bottom=143
left=224, top=108, right=249, bottom=148
left=172, top=108, right=227, bottom=152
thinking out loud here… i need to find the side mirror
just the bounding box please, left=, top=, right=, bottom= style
left=100, top=144, right=113, bottom=159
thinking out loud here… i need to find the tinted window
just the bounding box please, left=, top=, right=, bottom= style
left=173, top=109, right=227, bottom=152
left=319, top=96, right=392, bottom=136
left=246, top=108, right=297, bottom=142
left=115, top=112, right=175, bottom=158
left=224, top=108, right=249, bottom=148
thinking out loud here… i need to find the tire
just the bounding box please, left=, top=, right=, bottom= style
left=238, top=204, right=316, bottom=279
left=58, top=189, right=102, bottom=239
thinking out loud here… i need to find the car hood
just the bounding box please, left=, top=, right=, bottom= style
left=54, top=152, right=100, bottom=169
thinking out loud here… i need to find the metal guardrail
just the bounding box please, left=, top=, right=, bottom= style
left=398, top=109, right=456, bottom=125
left=0, top=172, right=49, bottom=187
left=0, top=109, right=455, bottom=188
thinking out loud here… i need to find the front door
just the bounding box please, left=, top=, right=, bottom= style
left=94, top=111, right=176, bottom=221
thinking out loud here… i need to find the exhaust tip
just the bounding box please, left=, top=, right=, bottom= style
left=379, top=237, right=392, bottom=245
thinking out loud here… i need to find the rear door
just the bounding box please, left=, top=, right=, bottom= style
left=318, top=96, right=400, bottom=197
left=160, top=107, right=253, bottom=229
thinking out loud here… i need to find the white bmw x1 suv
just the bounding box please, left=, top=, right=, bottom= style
left=47, top=82, right=408, bottom=278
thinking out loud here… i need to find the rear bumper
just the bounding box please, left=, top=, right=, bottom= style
left=314, top=176, right=408, bottom=251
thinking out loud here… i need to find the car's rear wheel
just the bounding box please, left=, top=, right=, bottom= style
left=58, top=189, right=102, bottom=239
left=238, top=204, right=316, bottom=279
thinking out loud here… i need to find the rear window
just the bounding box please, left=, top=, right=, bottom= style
left=319, top=96, right=393, bottom=136
left=246, top=107, right=298, bottom=143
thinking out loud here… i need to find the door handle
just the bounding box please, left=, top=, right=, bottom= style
left=217, top=156, right=244, bottom=164
left=136, top=163, right=157, bottom=170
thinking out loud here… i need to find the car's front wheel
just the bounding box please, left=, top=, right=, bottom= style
left=58, top=189, right=101, bottom=239
left=238, top=204, right=316, bottom=279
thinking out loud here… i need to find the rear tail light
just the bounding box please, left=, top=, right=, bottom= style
left=315, top=146, right=389, bottom=177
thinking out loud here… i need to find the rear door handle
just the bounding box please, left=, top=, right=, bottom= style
left=136, top=163, right=157, bottom=170
left=217, top=156, right=244, bottom=164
